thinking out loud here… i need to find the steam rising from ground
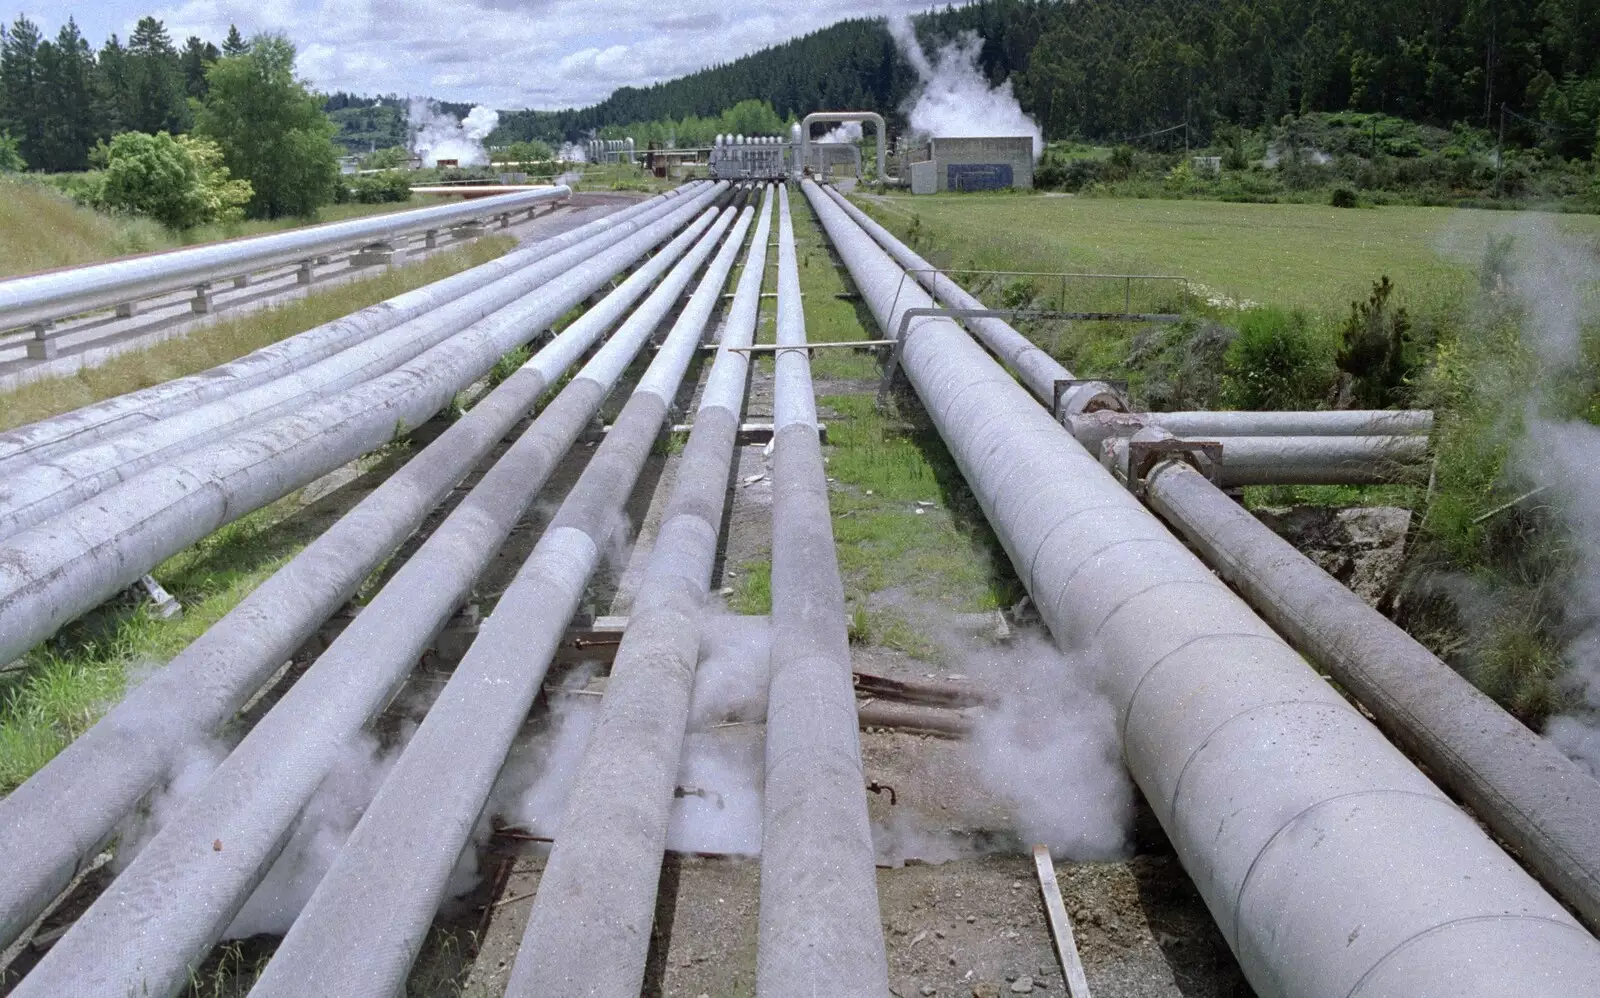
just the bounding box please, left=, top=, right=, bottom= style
left=1490, top=217, right=1600, bottom=773
left=409, top=99, right=500, bottom=167
left=887, top=15, right=1043, bottom=159
left=965, top=634, right=1133, bottom=858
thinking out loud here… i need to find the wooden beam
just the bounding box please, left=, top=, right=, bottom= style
left=1033, top=844, right=1092, bottom=998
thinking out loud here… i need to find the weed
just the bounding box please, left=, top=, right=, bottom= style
left=730, top=560, right=772, bottom=615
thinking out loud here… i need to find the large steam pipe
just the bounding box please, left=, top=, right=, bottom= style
left=758, top=185, right=890, bottom=993
left=0, top=186, right=699, bottom=476
left=0, top=190, right=718, bottom=540
left=9, top=205, right=737, bottom=998
left=246, top=196, right=756, bottom=998
left=802, top=179, right=1600, bottom=997
left=0, top=184, right=724, bottom=677
left=1206, top=434, right=1429, bottom=486
left=1144, top=458, right=1600, bottom=931
left=0, top=185, right=572, bottom=332
left=0, top=197, right=723, bottom=954
left=504, top=187, right=771, bottom=995
left=1148, top=409, right=1432, bottom=438
left=802, top=112, right=891, bottom=184
left=819, top=184, right=1066, bottom=403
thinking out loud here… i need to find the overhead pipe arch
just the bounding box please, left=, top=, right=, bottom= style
left=801, top=112, right=894, bottom=183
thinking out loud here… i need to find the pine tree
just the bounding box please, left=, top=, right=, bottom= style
left=181, top=36, right=218, bottom=100
left=127, top=16, right=188, bottom=134
left=34, top=20, right=98, bottom=171
left=94, top=34, right=131, bottom=136
left=222, top=25, right=248, bottom=57
left=0, top=17, right=44, bottom=166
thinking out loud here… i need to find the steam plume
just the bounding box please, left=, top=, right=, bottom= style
left=886, top=15, right=1043, bottom=159
left=408, top=99, right=500, bottom=167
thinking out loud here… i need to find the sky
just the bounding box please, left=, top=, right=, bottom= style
left=45, top=0, right=940, bottom=110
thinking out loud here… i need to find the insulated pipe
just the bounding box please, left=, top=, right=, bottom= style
left=0, top=190, right=715, bottom=540
left=802, top=112, right=891, bottom=183
left=1207, top=434, right=1429, bottom=487
left=504, top=187, right=770, bottom=996
left=1144, top=458, right=1600, bottom=931
left=802, top=179, right=1600, bottom=998
left=0, top=186, right=698, bottom=476
left=246, top=195, right=753, bottom=998
left=0, top=199, right=723, bottom=954
left=9, top=206, right=737, bottom=998
left=0, top=183, right=726, bottom=671
left=819, top=185, right=1067, bottom=405
left=0, top=185, right=571, bottom=332
left=1150, top=409, right=1432, bottom=438
left=758, top=185, right=890, bottom=995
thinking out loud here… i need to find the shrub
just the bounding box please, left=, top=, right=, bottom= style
left=1330, top=185, right=1359, bottom=208
left=350, top=170, right=412, bottom=204
left=1220, top=307, right=1334, bottom=410
left=1336, top=276, right=1415, bottom=407
left=95, top=131, right=252, bottom=230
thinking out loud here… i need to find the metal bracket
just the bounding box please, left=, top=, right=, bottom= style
left=1052, top=379, right=1129, bottom=421
left=138, top=574, right=183, bottom=620
left=1126, top=439, right=1223, bottom=496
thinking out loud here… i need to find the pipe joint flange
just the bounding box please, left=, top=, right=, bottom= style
left=1126, top=438, right=1223, bottom=496
left=1052, top=379, right=1129, bottom=421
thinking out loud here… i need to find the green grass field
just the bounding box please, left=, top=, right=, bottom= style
left=857, top=192, right=1600, bottom=316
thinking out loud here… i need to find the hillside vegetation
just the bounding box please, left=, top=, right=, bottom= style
left=494, top=0, right=1598, bottom=165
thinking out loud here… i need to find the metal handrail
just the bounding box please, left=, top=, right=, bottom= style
left=0, top=185, right=571, bottom=332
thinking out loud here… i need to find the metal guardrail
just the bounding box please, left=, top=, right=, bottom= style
left=0, top=185, right=571, bottom=337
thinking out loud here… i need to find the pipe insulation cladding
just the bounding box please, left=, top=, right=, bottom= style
left=0, top=182, right=726, bottom=670
left=8, top=201, right=735, bottom=998
left=801, top=179, right=1600, bottom=998
left=757, top=184, right=891, bottom=995
left=247, top=194, right=756, bottom=998
left=1143, top=459, right=1600, bottom=932
left=0, top=185, right=699, bottom=477
left=0, top=188, right=709, bottom=540
left=0, top=184, right=572, bottom=332
left=504, top=186, right=771, bottom=996
left=0, top=188, right=722, bottom=954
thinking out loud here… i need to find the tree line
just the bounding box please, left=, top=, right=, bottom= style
left=0, top=17, right=341, bottom=220
left=494, top=0, right=1599, bottom=159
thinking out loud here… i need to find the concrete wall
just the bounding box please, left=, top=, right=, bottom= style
left=929, top=136, right=1034, bottom=192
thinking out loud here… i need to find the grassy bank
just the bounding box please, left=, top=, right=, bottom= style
left=0, top=176, right=441, bottom=279
left=0, top=236, right=514, bottom=432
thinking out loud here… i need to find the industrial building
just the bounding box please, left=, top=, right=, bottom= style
left=907, top=135, right=1035, bottom=193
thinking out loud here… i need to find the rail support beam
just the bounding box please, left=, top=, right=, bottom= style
left=189, top=284, right=215, bottom=314
left=350, top=242, right=403, bottom=268
left=114, top=301, right=140, bottom=318
left=423, top=229, right=439, bottom=249
left=23, top=322, right=55, bottom=360
left=294, top=260, right=315, bottom=285
left=452, top=221, right=487, bottom=241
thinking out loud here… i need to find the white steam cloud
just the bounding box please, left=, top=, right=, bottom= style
left=558, top=141, right=588, bottom=163
left=887, top=15, right=1043, bottom=159
left=1493, top=217, right=1600, bottom=774
left=409, top=99, right=500, bottom=168
left=966, top=634, right=1133, bottom=859
left=815, top=121, right=863, bottom=145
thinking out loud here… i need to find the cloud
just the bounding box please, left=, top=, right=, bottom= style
left=58, top=0, right=938, bottom=108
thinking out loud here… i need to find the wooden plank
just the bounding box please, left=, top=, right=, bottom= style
left=1033, top=844, right=1092, bottom=998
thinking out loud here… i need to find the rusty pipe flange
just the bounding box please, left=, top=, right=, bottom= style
left=1052, top=378, right=1128, bottom=421
left=1128, top=438, right=1223, bottom=496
